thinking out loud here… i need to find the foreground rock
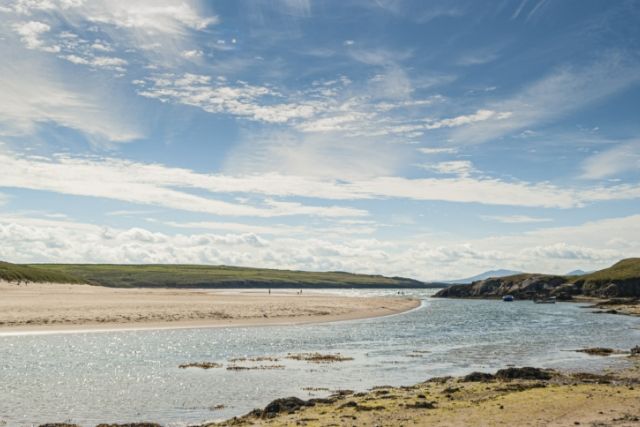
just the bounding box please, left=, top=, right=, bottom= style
left=199, top=364, right=640, bottom=427
left=39, top=361, right=640, bottom=427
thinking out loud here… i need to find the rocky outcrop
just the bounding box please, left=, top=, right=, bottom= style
left=436, top=259, right=640, bottom=300
left=575, top=277, right=640, bottom=298
left=434, top=274, right=568, bottom=299
left=461, top=367, right=554, bottom=382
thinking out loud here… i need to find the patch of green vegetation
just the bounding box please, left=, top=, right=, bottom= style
left=0, top=261, right=85, bottom=284
left=21, top=263, right=429, bottom=288
left=572, top=258, right=640, bottom=283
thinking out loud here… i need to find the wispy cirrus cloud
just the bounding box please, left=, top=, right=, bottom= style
left=3, top=0, right=218, bottom=73
left=0, top=49, right=141, bottom=142
left=420, top=160, right=475, bottom=177
left=449, top=54, right=640, bottom=144
left=481, top=215, right=552, bottom=224
left=580, top=140, right=640, bottom=180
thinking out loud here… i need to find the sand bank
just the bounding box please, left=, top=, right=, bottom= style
left=0, top=281, right=419, bottom=333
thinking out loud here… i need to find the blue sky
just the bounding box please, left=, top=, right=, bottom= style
left=0, top=0, right=639, bottom=280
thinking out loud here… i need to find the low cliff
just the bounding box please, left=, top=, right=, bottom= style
left=434, top=258, right=640, bottom=299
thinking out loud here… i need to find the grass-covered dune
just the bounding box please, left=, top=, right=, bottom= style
left=0, top=261, right=437, bottom=289
left=0, top=261, right=85, bottom=284
left=435, top=258, right=640, bottom=299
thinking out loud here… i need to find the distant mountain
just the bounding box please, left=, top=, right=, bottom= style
left=566, top=269, right=589, bottom=276
left=445, top=269, right=522, bottom=284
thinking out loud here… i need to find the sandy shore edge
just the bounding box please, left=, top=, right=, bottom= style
left=206, top=361, right=640, bottom=427
left=0, top=281, right=420, bottom=334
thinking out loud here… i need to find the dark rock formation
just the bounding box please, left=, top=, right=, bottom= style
left=576, top=347, right=616, bottom=356
left=494, top=367, right=554, bottom=380
left=259, top=396, right=314, bottom=419
left=461, top=372, right=495, bottom=382
left=434, top=274, right=567, bottom=299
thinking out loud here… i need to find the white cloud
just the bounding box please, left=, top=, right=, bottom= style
left=4, top=0, right=218, bottom=70
left=2, top=151, right=640, bottom=212
left=0, top=152, right=367, bottom=218
left=12, top=20, right=60, bottom=52
left=90, top=40, right=113, bottom=52
left=182, top=49, right=203, bottom=59
left=6, top=0, right=217, bottom=34
left=1, top=213, right=636, bottom=280
left=421, top=160, right=475, bottom=177
left=0, top=51, right=141, bottom=142
left=418, top=147, right=458, bottom=155
left=481, top=215, right=552, bottom=224
left=138, top=73, right=318, bottom=124
left=61, top=53, right=128, bottom=71
left=426, top=109, right=512, bottom=130
left=80, top=1, right=217, bottom=34
left=580, top=140, right=640, bottom=180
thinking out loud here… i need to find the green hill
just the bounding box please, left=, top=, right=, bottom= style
left=0, top=262, right=432, bottom=289
left=571, top=258, right=640, bottom=297
left=435, top=258, right=640, bottom=299
left=0, top=261, right=85, bottom=284
left=572, top=258, right=640, bottom=283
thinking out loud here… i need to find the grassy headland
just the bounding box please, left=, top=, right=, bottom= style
left=435, top=258, right=640, bottom=301
left=1, top=261, right=439, bottom=288
left=0, top=261, right=84, bottom=284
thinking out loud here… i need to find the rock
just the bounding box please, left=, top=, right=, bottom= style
left=426, top=376, right=453, bottom=383
left=494, top=367, right=554, bottom=380
left=435, top=274, right=569, bottom=299
left=576, top=347, right=616, bottom=356
left=260, top=397, right=313, bottom=419
left=338, top=401, right=358, bottom=409
left=630, top=346, right=640, bottom=356
left=461, top=372, right=495, bottom=382
left=179, top=362, right=222, bottom=369
left=405, top=401, right=436, bottom=409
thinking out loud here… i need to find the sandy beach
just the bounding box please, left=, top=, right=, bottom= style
left=0, top=281, right=419, bottom=333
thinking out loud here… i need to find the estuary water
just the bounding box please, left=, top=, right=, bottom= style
left=1, top=289, right=639, bottom=426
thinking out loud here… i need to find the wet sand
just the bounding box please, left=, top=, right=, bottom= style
left=0, top=281, right=419, bottom=333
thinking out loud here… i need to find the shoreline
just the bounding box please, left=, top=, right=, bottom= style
left=433, top=293, right=640, bottom=317
left=0, top=281, right=420, bottom=335
left=206, top=361, right=640, bottom=427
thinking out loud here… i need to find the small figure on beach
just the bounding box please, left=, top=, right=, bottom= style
left=268, top=288, right=271, bottom=295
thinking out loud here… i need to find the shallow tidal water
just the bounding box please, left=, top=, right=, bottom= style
left=1, top=289, right=639, bottom=426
